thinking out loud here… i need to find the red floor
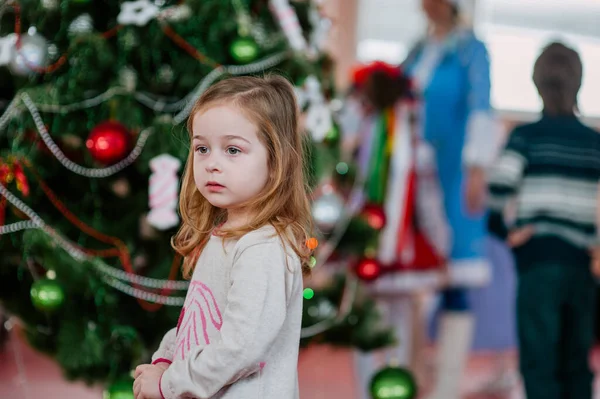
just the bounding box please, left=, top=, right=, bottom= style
left=2, top=328, right=600, bottom=399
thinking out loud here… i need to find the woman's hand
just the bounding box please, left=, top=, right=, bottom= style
left=465, top=167, right=487, bottom=215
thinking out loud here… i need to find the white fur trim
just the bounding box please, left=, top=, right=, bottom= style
left=462, top=110, right=502, bottom=168
left=448, top=258, right=491, bottom=287
left=368, top=271, right=442, bottom=296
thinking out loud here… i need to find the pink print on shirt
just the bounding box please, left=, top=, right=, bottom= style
left=175, top=281, right=223, bottom=360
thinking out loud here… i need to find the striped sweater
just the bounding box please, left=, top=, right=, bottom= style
left=488, top=114, right=600, bottom=268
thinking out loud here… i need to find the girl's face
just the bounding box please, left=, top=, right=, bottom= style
left=191, top=105, right=269, bottom=213
left=421, top=0, right=454, bottom=25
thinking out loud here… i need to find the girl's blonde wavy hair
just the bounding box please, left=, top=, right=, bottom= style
left=172, top=75, right=314, bottom=278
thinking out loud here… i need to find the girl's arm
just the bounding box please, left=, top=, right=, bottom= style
left=151, top=327, right=177, bottom=366
left=159, top=240, right=295, bottom=398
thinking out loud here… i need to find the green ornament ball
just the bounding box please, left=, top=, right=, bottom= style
left=30, top=278, right=65, bottom=312
left=103, top=377, right=135, bottom=399
left=229, top=37, right=259, bottom=64
left=324, top=125, right=340, bottom=143
left=369, top=366, right=417, bottom=399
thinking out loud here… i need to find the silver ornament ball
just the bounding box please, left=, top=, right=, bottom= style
left=312, top=191, right=344, bottom=232
left=9, top=33, right=49, bottom=76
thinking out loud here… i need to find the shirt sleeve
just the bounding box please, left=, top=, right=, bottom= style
left=487, top=128, right=529, bottom=239
left=159, top=240, right=294, bottom=399
left=462, top=39, right=501, bottom=168
left=151, top=327, right=177, bottom=365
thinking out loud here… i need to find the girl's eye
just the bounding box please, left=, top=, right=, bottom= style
left=195, top=146, right=209, bottom=154
left=226, top=147, right=241, bottom=155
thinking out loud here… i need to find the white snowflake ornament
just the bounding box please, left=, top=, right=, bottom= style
left=117, top=0, right=160, bottom=26
left=297, top=76, right=333, bottom=142
left=305, top=103, right=333, bottom=142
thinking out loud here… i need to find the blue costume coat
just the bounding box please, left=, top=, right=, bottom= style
left=403, top=29, right=497, bottom=288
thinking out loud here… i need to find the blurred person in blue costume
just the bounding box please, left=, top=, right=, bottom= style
left=402, top=0, right=502, bottom=397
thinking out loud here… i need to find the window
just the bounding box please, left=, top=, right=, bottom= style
left=478, top=0, right=600, bottom=118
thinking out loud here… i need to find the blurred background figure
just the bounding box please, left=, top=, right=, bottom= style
left=402, top=0, right=499, bottom=397
left=488, top=41, right=600, bottom=399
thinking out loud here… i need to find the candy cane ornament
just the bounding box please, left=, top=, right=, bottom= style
left=269, top=0, right=307, bottom=52
left=147, top=154, right=181, bottom=230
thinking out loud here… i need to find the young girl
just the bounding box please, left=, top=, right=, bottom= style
left=133, top=75, right=313, bottom=399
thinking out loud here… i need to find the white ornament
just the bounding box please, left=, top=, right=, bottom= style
left=305, top=103, right=333, bottom=142
left=119, top=67, right=138, bottom=92
left=0, top=34, right=16, bottom=66
left=268, top=0, right=307, bottom=52
left=147, top=154, right=181, bottom=230
left=308, top=4, right=331, bottom=57
left=41, top=0, right=58, bottom=9
left=312, top=190, right=344, bottom=232
left=9, top=33, right=48, bottom=76
left=117, top=0, right=160, bottom=27
left=68, top=14, right=94, bottom=36
left=297, top=76, right=332, bottom=142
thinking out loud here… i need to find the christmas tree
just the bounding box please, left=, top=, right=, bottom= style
left=0, top=0, right=394, bottom=390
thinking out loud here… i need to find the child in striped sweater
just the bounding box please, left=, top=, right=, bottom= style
left=488, top=42, right=600, bottom=399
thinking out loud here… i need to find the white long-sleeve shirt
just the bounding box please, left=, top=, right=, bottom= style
left=152, top=225, right=303, bottom=398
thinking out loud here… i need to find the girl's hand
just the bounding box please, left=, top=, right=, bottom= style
left=507, top=225, right=535, bottom=248
left=134, top=362, right=169, bottom=379
left=133, top=364, right=165, bottom=399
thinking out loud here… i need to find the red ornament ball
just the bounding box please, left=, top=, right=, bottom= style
left=86, top=121, right=131, bottom=165
left=355, top=258, right=382, bottom=282
left=362, top=204, right=386, bottom=230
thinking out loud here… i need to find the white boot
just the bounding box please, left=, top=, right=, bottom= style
left=426, top=312, right=474, bottom=399
left=354, top=349, right=380, bottom=399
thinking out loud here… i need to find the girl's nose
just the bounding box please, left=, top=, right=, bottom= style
left=205, top=156, right=221, bottom=173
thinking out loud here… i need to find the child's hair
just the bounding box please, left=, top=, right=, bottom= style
left=172, top=75, right=314, bottom=278
left=533, top=42, right=583, bottom=116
